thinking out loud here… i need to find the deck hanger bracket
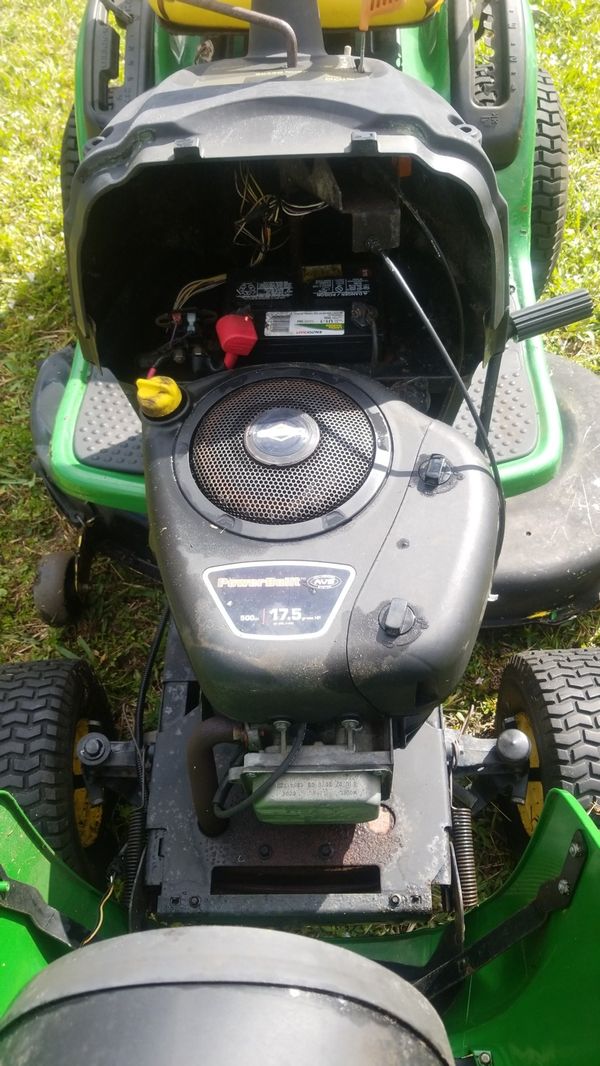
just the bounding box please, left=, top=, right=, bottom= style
left=412, top=829, right=587, bottom=1000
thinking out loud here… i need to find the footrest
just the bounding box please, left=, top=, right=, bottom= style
left=454, top=341, right=538, bottom=462
left=74, top=368, right=143, bottom=475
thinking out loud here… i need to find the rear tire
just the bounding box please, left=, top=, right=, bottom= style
left=0, top=659, right=114, bottom=882
left=60, top=106, right=79, bottom=215
left=474, top=66, right=568, bottom=296
left=496, top=650, right=600, bottom=843
left=530, top=70, right=568, bottom=296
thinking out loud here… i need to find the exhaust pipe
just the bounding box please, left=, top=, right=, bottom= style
left=187, top=714, right=246, bottom=836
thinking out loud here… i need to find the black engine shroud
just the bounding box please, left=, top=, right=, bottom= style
left=142, top=365, right=498, bottom=724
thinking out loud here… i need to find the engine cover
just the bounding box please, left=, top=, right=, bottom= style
left=142, top=365, right=498, bottom=723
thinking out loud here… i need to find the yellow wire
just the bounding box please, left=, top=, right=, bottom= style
left=81, top=877, right=115, bottom=946
left=173, top=274, right=227, bottom=309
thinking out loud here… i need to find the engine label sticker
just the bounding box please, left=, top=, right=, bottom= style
left=203, top=562, right=355, bottom=640
left=264, top=311, right=345, bottom=337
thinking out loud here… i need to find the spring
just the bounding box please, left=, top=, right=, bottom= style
left=123, top=807, right=145, bottom=908
left=452, top=806, right=478, bottom=909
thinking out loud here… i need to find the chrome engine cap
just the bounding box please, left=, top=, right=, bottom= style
left=244, top=407, right=320, bottom=467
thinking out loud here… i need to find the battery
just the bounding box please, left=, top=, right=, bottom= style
left=227, top=267, right=379, bottom=364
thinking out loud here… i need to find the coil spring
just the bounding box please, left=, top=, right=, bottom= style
left=124, top=808, right=145, bottom=908
left=452, top=806, right=478, bottom=909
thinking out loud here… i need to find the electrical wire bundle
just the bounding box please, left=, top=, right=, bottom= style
left=172, top=273, right=227, bottom=309
left=234, top=164, right=327, bottom=265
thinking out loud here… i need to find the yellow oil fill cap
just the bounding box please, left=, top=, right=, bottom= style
left=136, top=376, right=183, bottom=418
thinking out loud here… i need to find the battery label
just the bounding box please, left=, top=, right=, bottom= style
left=236, top=279, right=293, bottom=301
left=311, top=277, right=371, bottom=298
left=265, top=311, right=345, bottom=337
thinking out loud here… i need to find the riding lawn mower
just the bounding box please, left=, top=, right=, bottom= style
left=1, top=1, right=600, bottom=1063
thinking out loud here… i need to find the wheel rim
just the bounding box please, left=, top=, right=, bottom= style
left=514, top=712, right=544, bottom=836
left=73, top=719, right=103, bottom=847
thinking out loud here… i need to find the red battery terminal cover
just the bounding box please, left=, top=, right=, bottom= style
left=216, top=313, right=258, bottom=369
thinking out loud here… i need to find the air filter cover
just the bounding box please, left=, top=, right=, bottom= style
left=178, top=371, right=392, bottom=539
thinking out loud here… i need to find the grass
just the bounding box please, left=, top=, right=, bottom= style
left=0, top=0, right=598, bottom=893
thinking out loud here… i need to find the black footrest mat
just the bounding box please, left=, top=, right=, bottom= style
left=454, top=341, right=538, bottom=462
left=74, top=368, right=143, bottom=475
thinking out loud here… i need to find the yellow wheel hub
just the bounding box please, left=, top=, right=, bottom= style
left=515, top=712, right=544, bottom=836
left=73, top=719, right=103, bottom=848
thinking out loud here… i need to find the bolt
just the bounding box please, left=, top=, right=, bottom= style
left=557, top=879, right=570, bottom=896
left=170, top=896, right=180, bottom=906
left=479, top=1053, right=492, bottom=1066
left=389, top=894, right=401, bottom=908
left=82, top=736, right=104, bottom=759
left=273, top=720, right=290, bottom=754
left=569, top=841, right=583, bottom=858
left=318, top=843, right=333, bottom=859
left=190, top=896, right=199, bottom=907
left=341, top=718, right=361, bottom=751
left=258, top=844, right=272, bottom=859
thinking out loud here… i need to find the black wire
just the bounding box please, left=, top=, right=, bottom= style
left=370, top=242, right=506, bottom=564
left=213, top=723, right=308, bottom=820
left=134, top=604, right=170, bottom=749
left=212, top=748, right=245, bottom=811
left=396, top=193, right=465, bottom=371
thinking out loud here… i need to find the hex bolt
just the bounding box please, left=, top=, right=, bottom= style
left=479, top=1053, right=492, bottom=1065
left=557, top=879, right=570, bottom=896
left=258, top=844, right=272, bottom=859
left=318, top=843, right=333, bottom=859
left=190, top=896, right=199, bottom=907
left=82, top=736, right=104, bottom=759
left=389, top=894, right=401, bottom=908
left=569, top=841, right=583, bottom=858
left=273, top=720, right=290, bottom=754
left=341, top=718, right=361, bottom=752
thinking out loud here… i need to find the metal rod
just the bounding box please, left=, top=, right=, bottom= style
left=476, top=349, right=502, bottom=450
left=177, top=0, right=299, bottom=67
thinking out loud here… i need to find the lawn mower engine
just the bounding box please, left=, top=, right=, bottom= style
left=132, top=360, right=499, bottom=919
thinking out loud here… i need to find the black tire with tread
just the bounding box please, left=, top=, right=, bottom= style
left=474, top=66, right=568, bottom=297
left=530, top=69, right=568, bottom=296
left=496, top=649, right=600, bottom=826
left=60, top=106, right=79, bottom=215
left=0, top=659, right=113, bottom=881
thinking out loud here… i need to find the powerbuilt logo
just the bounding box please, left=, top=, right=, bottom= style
left=216, top=576, right=302, bottom=589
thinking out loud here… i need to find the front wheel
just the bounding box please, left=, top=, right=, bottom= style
left=496, top=650, right=600, bottom=841
left=0, top=659, right=114, bottom=882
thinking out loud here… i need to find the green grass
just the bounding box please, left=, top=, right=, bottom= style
left=0, top=2, right=598, bottom=761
